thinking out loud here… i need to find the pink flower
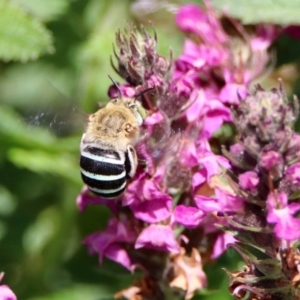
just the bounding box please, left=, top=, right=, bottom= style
left=211, top=232, right=236, bottom=259
left=238, top=171, right=259, bottom=192
left=83, top=218, right=137, bottom=270
left=284, top=162, right=300, bottom=186
left=267, top=191, right=300, bottom=241
left=123, top=173, right=172, bottom=223
left=259, top=151, right=284, bottom=180
left=195, top=189, right=243, bottom=213
left=0, top=274, right=16, bottom=300
left=135, top=224, right=180, bottom=253
left=0, top=285, right=16, bottom=300
left=176, top=4, right=227, bottom=44
left=76, top=186, right=118, bottom=213
left=174, top=205, right=205, bottom=228
left=194, top=152, right=230, bottom=188
left=174, top=3, right=279, bottom=139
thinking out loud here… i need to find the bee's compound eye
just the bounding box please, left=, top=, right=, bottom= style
left=129, top=103, right=136, bottom=109
left=125, top=123, right=132, bottom=132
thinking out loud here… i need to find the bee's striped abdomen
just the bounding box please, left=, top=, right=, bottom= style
left=80, top=147, right=126, bottom=198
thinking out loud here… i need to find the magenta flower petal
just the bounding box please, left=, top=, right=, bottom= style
left=76, top=186, right=118, bottom=213
left=185, top=90, right=206, bottom=123
left=238, top=171, right=259, bottom=192
left=83, top=218, right=136, bottom=262
left=176, top=4, right=208, bottom=34
left=129, top=196, right=172, bottom=223
left=267, top=192, right=300, bottom=241
left=105, top=244, right=134, bottom=271
left=0, top=285, right=17, bottom=300
left=174, top=205, right=205, bottom=228
left=284, top=162, right=300, bottom=187
left=202, top=100, right=232, bottom=137
left=215, top=188, right=244, bottom=212
left=219, top=83, right=247, bottom=105
left=192, top=171, right=206, bottom=190
left=176, top=4, right=227, bottom=44
left=144, top=111, right=164, bottom=126
left=195, top=189, right=243, bottom=213
left=268, top=206, right=300, bottom=241
left=124, top=173, right=173, bottom=223
left=200, top=153, right=230, bottom=181
left=180, top=140, right=199, bottom=168
left=135, top=224, right=180, bottom=253
left=194, top=195, right=220, bottom=212
left=211, top=232, right=236, bottom=259
left=260, top=151, right=283, bottom=171
left=179, top=40, right=206, bottom=68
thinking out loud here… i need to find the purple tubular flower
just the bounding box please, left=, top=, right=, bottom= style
left=238, top=171, right=259, bottom=192
left=0, top=285, right=17, bottom=300
left=283, top=162, right=300, bottom=192
left=267, top=191, right=300, bottom=241
left=135, top=224, right=180, bottom=254
left=259, top=151, right=284, bottom=180
left=176, top=4, right=227, bottom=44
left=123, top=173, right=172, bottom=223
left=211, top=233, right=236, bottom=259
left=0, top=274, right=16, bottom=300
left=174, top=205, right=205, bottom=228
left=195, top=189, right=243, bottom=213
left=223, top=84, right=300, bottom=298
left=76, top=187, right=118, bottom=214
left=83, top=218, right=137, bottom=271
left=174, top=2, right=279, bottom=140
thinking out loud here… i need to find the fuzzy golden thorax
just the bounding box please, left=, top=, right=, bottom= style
left=84, top=98, right=140, bottom=151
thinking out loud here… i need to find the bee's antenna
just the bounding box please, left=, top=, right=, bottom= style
left=108, top=75, right=122, bottom=97
left=135, top=87, right=155, bottom=100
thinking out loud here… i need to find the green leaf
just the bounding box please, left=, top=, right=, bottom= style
left=23, top=206, right=60, bottom=255
left=28, top=284, right=112, bottom=300
left=0, top=0, right=54, bottom=62
left=11, top=0, right=69, bottom=22
left=7, top=148, right=81, bottom=186
left=0, top=185, right=17, bottom=216
left=211, top=0, right=300, bottom=25
left=0, top=105, right=79, bottom=152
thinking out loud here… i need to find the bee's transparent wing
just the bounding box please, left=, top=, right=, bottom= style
left=25, top=104, right=87, bottom=137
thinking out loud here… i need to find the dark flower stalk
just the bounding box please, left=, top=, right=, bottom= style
left=76, top=3, right=286, bottom=300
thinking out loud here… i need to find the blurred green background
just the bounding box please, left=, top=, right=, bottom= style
left=1, top=0, right=300, bottom=299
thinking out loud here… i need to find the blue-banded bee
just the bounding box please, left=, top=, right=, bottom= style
left=80, top=94, right=147, bottom=199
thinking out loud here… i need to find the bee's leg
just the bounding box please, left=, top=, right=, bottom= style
left=125, top=145, right=138, bottom=178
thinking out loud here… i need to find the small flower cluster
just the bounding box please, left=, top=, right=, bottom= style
left=77, top=3, right=281, bottom=300
left=223, top=85, right=300, bottom=299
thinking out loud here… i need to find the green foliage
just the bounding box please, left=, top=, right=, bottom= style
left=0, top=0, right=53, bottom=62
left=10, top=0, right=70, bottom=22
left=211, top=0, right=300, bottom=24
